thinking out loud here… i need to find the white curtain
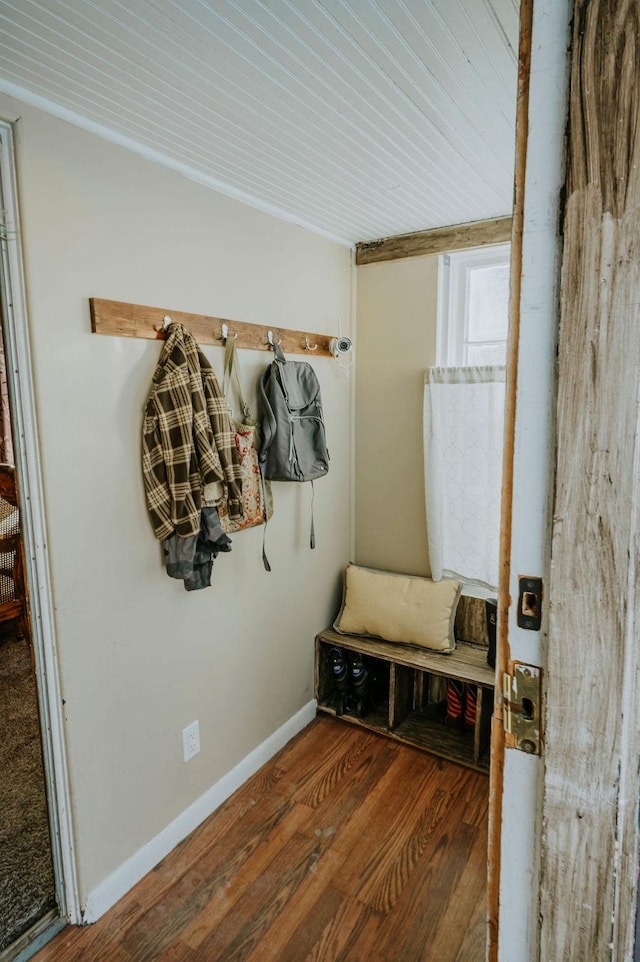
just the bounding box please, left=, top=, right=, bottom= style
left=423, top=365, right=506, bottom=592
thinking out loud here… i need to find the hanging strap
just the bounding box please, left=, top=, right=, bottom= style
left=309, top=480, right=316, bottom=550
left=260, top=465, right=271, bottom=572
left=261, top=476, right=314, bottom=568
left=272, top=341, right=287, bottom=364
left=223, top=336, right=255, bottom=425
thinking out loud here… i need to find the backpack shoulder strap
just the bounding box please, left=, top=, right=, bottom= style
left=258, top=363, right=277, bottom=460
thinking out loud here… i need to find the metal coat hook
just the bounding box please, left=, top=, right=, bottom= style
left=267, top=330, right=281, bottom=348
left=220, top=323, right=237, bottom=341
left=157, top=314, right=172, bottom=333
left=304, top=336, right=318, bottom=351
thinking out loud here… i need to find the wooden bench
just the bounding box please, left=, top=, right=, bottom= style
left=315, top=599, right=495, bottom=772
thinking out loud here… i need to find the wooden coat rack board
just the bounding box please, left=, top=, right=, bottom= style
left=89, top=299, right=335, bottom=357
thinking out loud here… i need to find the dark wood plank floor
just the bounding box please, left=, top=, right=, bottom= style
left=32, top=717, right=488, bottom=962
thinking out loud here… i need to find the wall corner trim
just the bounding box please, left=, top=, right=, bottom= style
left=81, top=700, right=317, bottom=924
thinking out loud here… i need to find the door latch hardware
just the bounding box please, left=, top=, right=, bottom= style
left=517, top=576, right=543, bottom=630
left=503, top=663, right=542, bottom=754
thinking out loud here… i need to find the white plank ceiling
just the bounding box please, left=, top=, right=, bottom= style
left=0, top=0, right=519, bottom=245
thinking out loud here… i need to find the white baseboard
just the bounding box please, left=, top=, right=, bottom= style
left=82, top=700, right=317, bottom=924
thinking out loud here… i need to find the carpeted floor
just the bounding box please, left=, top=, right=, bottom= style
left=0, top=636, right=57, bottom=953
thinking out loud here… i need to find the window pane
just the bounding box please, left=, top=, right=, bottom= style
left=467, top=263, right=510, bottom=342
left=467, top=342, right=508, bottom=366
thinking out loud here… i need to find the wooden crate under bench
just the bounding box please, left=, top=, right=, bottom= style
left=315, top=626, right=496, bottom=773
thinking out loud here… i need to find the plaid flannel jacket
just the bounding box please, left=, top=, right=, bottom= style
left=142, top=323, right=243, bottom=541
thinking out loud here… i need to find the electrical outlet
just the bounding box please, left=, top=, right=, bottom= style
left=182, top=721, right=200, bottom=762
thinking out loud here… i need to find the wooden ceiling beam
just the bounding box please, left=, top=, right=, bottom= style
left=355, top=215, right=513, bottom=265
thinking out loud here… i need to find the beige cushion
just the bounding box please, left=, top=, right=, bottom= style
left=334, top=565, right=461, bottom=653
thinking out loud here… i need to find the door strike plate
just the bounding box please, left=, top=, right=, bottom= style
left=503, top=663, right=542, bottom=755
left=517, top=576, right=543, bottom=631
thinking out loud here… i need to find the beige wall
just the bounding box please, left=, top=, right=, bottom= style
left=354, top=255, right=438, bottom=576
left=1, top=93, right=353, bottom=902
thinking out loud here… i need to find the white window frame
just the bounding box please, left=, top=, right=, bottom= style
left=436, top=242, right=511, bottom=367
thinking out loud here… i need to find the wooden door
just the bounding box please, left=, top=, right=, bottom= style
left=492, top=0, right=640, bottom=959
left=539, top=1, right=640, bottom=958
left=488, top=0, right=572, bottom=958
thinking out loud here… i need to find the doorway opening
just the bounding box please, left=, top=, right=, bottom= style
left=0, top=436, right=57, bottom=956
left=0, top=119, right=78, bottom=959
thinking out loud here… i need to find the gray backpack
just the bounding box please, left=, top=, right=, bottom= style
left=258, top=343, right=329, bottom=566
left=259, top=343, right=329, bottom=483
